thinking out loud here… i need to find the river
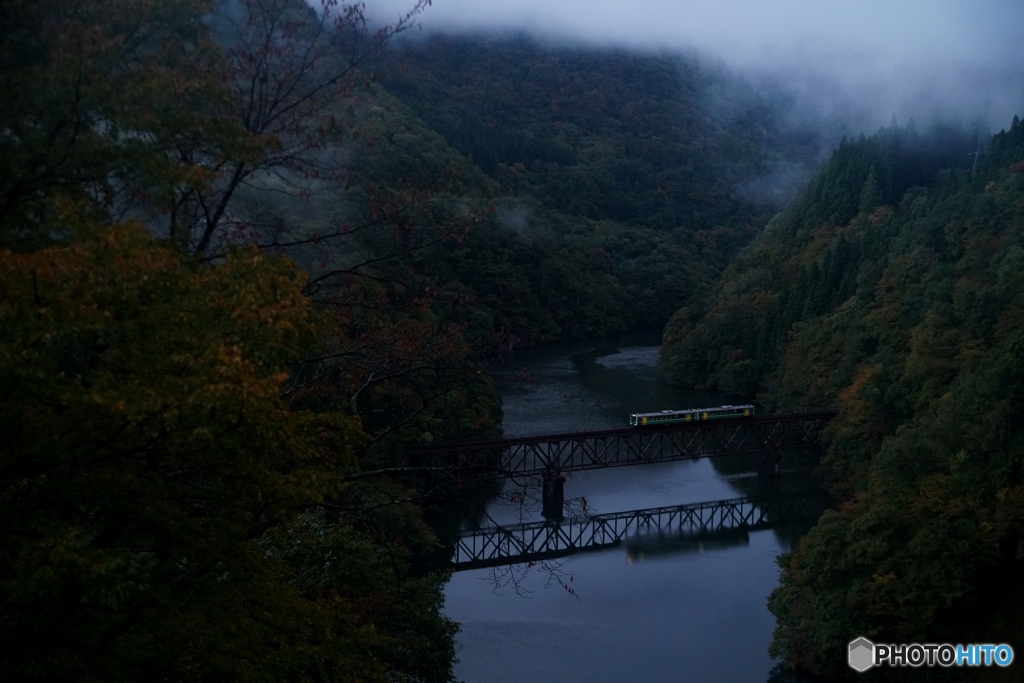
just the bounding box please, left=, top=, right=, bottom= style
left=443, top=330, right=819, bottom=683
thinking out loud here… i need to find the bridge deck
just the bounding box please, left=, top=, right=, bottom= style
left=411, top=410, right=838, bottom=453
left=406, top=410, right=837, bottom=480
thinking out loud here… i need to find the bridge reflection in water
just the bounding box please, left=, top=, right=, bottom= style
left=624, top=527, right=753, bottom=564
left=449, top=490, right=830, bottom=571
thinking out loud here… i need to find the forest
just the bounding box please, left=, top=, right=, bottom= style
left=3, top=0, right=1023, bottom=680
left=661, top=118, right=1024, bottom=679
left=361, top=34, right=833, bottom=342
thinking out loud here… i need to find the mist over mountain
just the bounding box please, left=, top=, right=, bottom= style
left=367, top=0, right=1024, bottom=133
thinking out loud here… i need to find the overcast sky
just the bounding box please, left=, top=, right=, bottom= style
left=369, top=0, right=1024, bottom=128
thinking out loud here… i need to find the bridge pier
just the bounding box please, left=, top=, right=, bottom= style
left=542, top=471, right=565, bottom=521
left=757, top=450, right=781, bottom=485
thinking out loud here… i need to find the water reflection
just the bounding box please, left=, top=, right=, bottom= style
left=450, top=489, right=828, bottom=572
left=627, top=521, right=815, bottom=568
left=626, top=528, right=752, bottom=564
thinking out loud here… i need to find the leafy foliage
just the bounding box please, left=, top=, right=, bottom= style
left=0, top=0, right=467, bottom=679
left=0, top=224, right=460, bottom=680
left=0, top=0, right=240, bottom=246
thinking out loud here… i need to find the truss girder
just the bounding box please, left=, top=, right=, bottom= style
left=410, top=412, right=836, bottom=481
left=450, top=491, right=831, bottom=570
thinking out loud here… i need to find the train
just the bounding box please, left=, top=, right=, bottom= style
left=629, top=404, right=754, bottom=427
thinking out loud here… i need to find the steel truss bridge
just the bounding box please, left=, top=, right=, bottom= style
left=450, top=490, right=830, bottom=571
left=408, top=410, right=837, bottom=481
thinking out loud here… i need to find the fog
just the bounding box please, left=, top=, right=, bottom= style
left=368, top=0, right=1024, bottom=130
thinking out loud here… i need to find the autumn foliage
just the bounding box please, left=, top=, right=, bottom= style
left=0, top=0, right=463, bottom=680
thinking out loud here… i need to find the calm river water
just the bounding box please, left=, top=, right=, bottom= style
left=443, top=330, right=817, bottom=683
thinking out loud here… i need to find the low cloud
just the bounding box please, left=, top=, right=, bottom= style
left=369, top=0, right=1024, bottom=129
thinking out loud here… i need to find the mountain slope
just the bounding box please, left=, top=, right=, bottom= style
left=346, top=35, right=832, bottom=343
left=660, top=117, right=1024, bottom=677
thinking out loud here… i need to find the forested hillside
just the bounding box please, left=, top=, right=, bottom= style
left=342, top=35, right=832, bottom=343
left=661, top=117, right=1024, bottom=678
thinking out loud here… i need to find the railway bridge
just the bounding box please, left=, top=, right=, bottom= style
left=407, top=409, right=836, bottom=516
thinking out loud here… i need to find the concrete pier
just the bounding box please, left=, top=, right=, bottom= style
left=542, top=471, right=566, bottom=521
